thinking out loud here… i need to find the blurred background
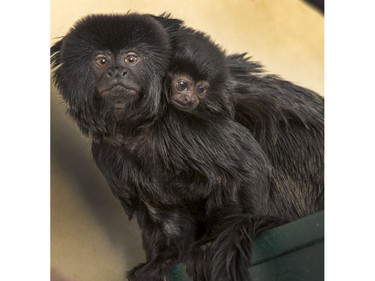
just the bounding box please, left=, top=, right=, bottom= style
left=50, top=0, right=323, bottom=280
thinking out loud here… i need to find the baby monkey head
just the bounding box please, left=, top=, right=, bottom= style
left=170, top=73, right=209, bottom=111
left=167, top=28, right=233, bottom=118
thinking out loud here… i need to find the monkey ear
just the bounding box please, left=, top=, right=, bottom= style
left=150, top=13, right=184, bottom=39
left=51, top=38, right=64, bottom=68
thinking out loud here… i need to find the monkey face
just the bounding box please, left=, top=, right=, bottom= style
left=90, top=51, right=143, bottom=108
left=51, top=14, right=174, bottom=137
left=169, top=74, right=209, bottom=111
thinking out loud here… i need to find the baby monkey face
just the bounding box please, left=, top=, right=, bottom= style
left=169, top=74, right=209, bottom=111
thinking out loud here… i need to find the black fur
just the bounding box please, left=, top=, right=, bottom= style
left=51, top=13, right=323, bottom=281
left=227, top=54, right=324, bottom=220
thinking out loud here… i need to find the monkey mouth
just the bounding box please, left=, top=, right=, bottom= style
left=101, top=83, right=139, bottom=96
left=170, top=100, right=199, bottom=112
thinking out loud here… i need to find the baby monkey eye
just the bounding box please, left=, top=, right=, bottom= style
left=124, top=52, right=139, bottom=65
left=176, top=80, right=188, bottom=91
left=196, top=85, right=207, bottom=95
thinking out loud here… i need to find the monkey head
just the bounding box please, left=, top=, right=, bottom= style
left=51, top=14, right=177, bottom=139
left=166, top=28, right=235, bottom=119
left=169, top=73, right=208, bottom=111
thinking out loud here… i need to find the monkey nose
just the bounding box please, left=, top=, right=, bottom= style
left=176, top=94, right=197, bottom=107
left=182, top=95, right=190, bottom=103
left=106, top=67, right=128, bottom=78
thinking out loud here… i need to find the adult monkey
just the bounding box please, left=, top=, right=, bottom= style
left=51, top=14, right=276, bottom=281
left=51, top=12, right=323, bottom=281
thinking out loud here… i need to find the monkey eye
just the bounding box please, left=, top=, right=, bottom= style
left=94, top=55, right=109, bottom=67
left=196, top=85, right=207, bottom=95
left=176, top=80, right=188, bottom=91
left=124, top=52, right=139, bottom=65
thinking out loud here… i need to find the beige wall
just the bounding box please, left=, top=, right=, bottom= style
left=51, top=1, right=323, bottom=280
